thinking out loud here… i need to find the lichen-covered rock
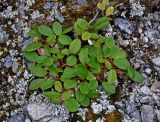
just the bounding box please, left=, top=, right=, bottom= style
left=7, top=113, right=25, bottom=122
left=141, top=105, right=154, bottom=122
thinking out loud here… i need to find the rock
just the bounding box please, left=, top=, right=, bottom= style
left=0, top=26, right=9, bottom=44
left=130, top=110, right=141, bottom=120
left=152, top=57, right=160, bottom=66
left=114, top=18, right=134, bottom=35
left=91, top=103, right=103, bottom=114
left=140, top=96, right=151, bottom=103
left=140, top=86, right=151, bottom=95
left=12, top=61, right=19, bottom=73
left=26, top=103, right=53, bottom=121
left=155, top=110, right=160, bottom=121
left=143, top=36, right=149, bottom=43
left=144, top=68, right=152, bottom=75
left=151, top=82, right=160, bottom=92
left=126, top=102, right=137, bottom=114
left=144, top=29, right=160, bottom=43
left=141, top=105, right=154, bottom=122
left=96, top=118, right=104, bottom=122
left=4, top=55, right=12, bottom=68
left=7, top=113, right=25, bottom=122
left=130, top=2, right=145, bottom=17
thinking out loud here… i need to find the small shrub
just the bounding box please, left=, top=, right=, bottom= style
left=24, top=17, right=144, bottom=112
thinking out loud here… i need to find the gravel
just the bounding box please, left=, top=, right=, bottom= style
left=7, top=113, right=25, bottom=122
left=152, top=57, right=160, bottom=66
left=141, top=105, right=154, bottom=122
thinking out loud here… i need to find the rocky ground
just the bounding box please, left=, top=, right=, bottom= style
left=0, top=0, right=160, bottom=122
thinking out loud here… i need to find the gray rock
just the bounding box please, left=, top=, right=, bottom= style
left=141, top=105, right=154, bottom=122
left=126, top=102, right=137, bottom=114
left=114, top=18, right=134, bottom=35
left=140, top=96, right=151, bottom=103
left=4, top=55, right=12, bottom=68
left=130, top=2, right=145, bottom=17
left=44, top=2, right=54, bottom=10
left=12, top=61, right=19, bottom=73
left=155, top=110, right=160, bottom=121
left=140, top=86, right=151, bottom=95
left=152, top=57, right=160, bottom=66
left=130, top=110, right=141, bottom=121
left=144, top=68, right=152, bottom=75
left=144, top=29, right=160, bottom=42
left=7, top=113, right=25, bottom=122
left=151, top=82, right=160, bottom=92
left=26, top=103, right=53, bottom=121
left=0, top=26, right=9, bottom=44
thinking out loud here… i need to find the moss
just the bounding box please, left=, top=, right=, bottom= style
left=105, top=111, right=123, bottom=122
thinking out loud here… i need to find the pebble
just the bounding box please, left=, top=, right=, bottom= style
left=140, top=86, right=151, bottom=95
left=141, top=105, right=154, bottom=122
left=144, top=29, right=160, bottom=42
left=151, top=82, right=160, bottom=92
left=4, top=55, right=12, bottom=68
left=140, top=96, right=151, bottom=103
left=152, top=57, right=160, bottom=66
left=91, top=103, right=103, bottom=114
left=12, top=61, right=19, bottom=73
left=143, top=36, right=149, bottom=43
left=144, top=68, right=152, bottom=75
left=7, top=113, right=25, bottom=122
left=155, top=110, right=160, bottom=121
left=114, top=18, right=134, bottom=35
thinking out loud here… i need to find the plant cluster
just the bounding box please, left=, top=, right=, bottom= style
left=24, top=17, right=144, bottom=112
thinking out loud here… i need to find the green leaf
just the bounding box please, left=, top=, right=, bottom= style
left=48, top=65, right=58, bottom=76
left=91, top=33, right=99, bottom=39
left=88, top=46, right=99, bottom=58
left=69, top=39, right=81, bottom=54
left=79, top=48, right=88, bottom=65
left=40, top=80, right=54, bottom=90
left=57, top=52, right=65, bottom=59
left=49, top=47, right=60, bottom=54
left=97, top=55, right=105, bottom=63
left=106, top=6, right=114, bottom=16
left=24, top=52, right=38, bottom=62
left=107, top=69, right=117, bottom=83
left=38, top=25, right=53, bottom=36
left=58, top=35, right=72, bottom=45
left=29, top=78, right=44, bottom=90
left=52, top=22, right=62, bottom=36
left=79, top=82, right=89, bottom=94
left=28, top=27, right=42, bottom=38
left=43, top=57, right=53, bottom=66
left=66, top=55, right=77, bottom=66
left=44, top=45, right=51, bottom=56
left=75, top=64, right=88, bottom=79
left=46, top=34, right=56, bottom=45
left=61, top=49, right=70, bottom=55
left=102, top=82, right=116, bottom=94
left=36, top=56, right=47, bottom=63
left=61, top=90, right=72, bottom=101
left=79, top=96, right=90, bottom=107
left=63, top=67, right=77, bottom=78
left=127, top=68, right=144, bottom=83
left=54, top=81, right=63, bottom=92
left=43, top=91, right=60, bottom=98
left=105, top=60, right=112, bottom=70
left=87, top=71, right=95, bottom=81
left=77, top=18, right=89, bottom=30
left=88, top=80, right=98, bottom=91
left=87, top=58, right=100, bottom=69
left=74, top=22, right=84, bottom=35
left=62, top=26, right=73, bottom=34
left=94, top=17, right=109, bottom=30
left=113, top=58, right=130, bottom=70
left=64, top=80, right=77, bottom=90
left=51, top=98, right=61, bottom=104
left=65, top=98, right=80, bottom=112
left=76, top=90, right=85, bottom=102
left=25, top=42, right=42, bottom=52
left=87, top=91, right=99, bottom=98
left=30, top=65, right=48, bottom=77
left=82, top=31, right=91, bottom=40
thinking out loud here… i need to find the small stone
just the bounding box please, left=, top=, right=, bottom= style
left=155, top=110, right=160, bottom=121
left=152, top=57, right=160, bottom=66
left=141, top=105, right=154, bottom=122
left=140, top=96, right=151, bottom=103
left=4, top=55, right=12, bottom=68
left=138, top=28, right=143, bottom=33
left=130, top=110, right=141, bottom=120
left=7, top=113, right=25, bottom=122
left=145, top=68, right=152, bottom=75
left=96, top=118, right=104, bottom=122
left=151, top=82, right=160, bottom=92
left=143, top=36, right=149, bottom=43
left=91, top=103, right=103, bottom=114
left=140, top=86, right=151, bottom=95
left=12, top=61, right=19, bottom=73
left=144, top=29, right=160, bottom=42
left=114, top=18, right=134, bottom=35
left=25, top=119, right=31, bottom=122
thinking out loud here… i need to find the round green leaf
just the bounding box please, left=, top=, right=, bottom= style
left=87, top=58, right=100, bottom=69
left=65, top=98, right=80, bottom=112
left=36, top=56, right=47, bottom=64
left=75, top=64, right=88, bottom=79
left=74, top=22, right=84, bottom=35
left=43, top=91, right=60, bottom=98
left=79, top=82, right=89, bottom=94
left=64, top=80, right=77, bottom=90
left=28, top=27, right=42, bottom=39
left=61, top=49, right=70, bottom=55
left=24, top=42, right=42, bottom=52
left=79, top=48, right=88, bottom=65
left=94, top=17, right=109, bottom=30
left=54, top=81, right=63, bottom=92
left=69, top=39, right=81, bottom=54
left=43, top=57, right=53, bottom=66
left=66, top=55, right=77, bottom=66
left=80, top=96, right=90, bottom=107
left=62, top=26, right=73, bottom=34
left=76, top=90, right=85, bottom=102
left=88, top=46, right=99, bottom=58
left=51, top=98, right=61, bottom=104
left=77, top=18, right=89, bottom=30
left=88, top=80, right=98, bottom=91
left=30, top=66, right=48, bottom=77
left=107, top=69, right=117, bottom=83
left=29, top=78, right=44, bottom=90
left=24, top=52, right=38, bottom=62
left=38, top=25, right=53, bottom=36
left=61, top=91, right=72, bottom=101
left=113, top=58, right=130, bottom=70
left=40, top=80, right=54, bottom=90
left=46, top=34, right=56, bottom=45
left=52, top=22, right=62, bottom=36
left=102, top=82, right=116, bottom=94
left=82, top=31, right=91, bottom=40
left=63, top=67, right=77, bottom=78
left=58, top=35, right=72, bottom=45
left=106, top=6, right=114, bottom=16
